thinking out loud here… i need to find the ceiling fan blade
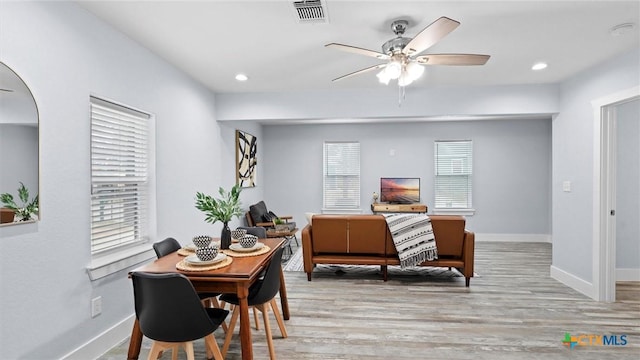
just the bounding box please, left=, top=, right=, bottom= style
left=325, top=43, right=390, bottom=60
left=331, top=64, right=387, bottom=82
left=415, top=54, right=490, bottom=66
left=402, top=16, right=460, bottom=56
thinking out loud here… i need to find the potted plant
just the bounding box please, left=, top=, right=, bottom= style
left=195, top=184, right=243, bottom=249
left=1, top=182, right=39, bottom=222
left=272, top=217, right=289, bottom=232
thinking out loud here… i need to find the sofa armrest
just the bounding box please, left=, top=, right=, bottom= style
left=301, top=224, right=314, bottom=274
left=462, top=229, right=475, bottom=278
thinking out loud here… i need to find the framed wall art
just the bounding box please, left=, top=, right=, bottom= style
left=235, top=130, right=257, bottom=187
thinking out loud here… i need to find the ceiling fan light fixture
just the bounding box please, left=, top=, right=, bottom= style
left=398, top=72, right=414, bottom=87
left=235, top=73, right=249, bottom=81
left=385, top=60, right=402, bottom=79
left=376, top=69, right=391, bottom=85
left=406, top=61, right=425, bottom=80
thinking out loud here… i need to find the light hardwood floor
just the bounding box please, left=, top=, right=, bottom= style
left=100, top=242, right=639, bottom=360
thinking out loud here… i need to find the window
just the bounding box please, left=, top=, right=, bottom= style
left=434, top=140, right=473, bottom=209
left=323, top=141, right=360, bottom=210
left=90, top=96, right=150, bottom=255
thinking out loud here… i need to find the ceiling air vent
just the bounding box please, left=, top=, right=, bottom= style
left=292, top=0, right=328, bottom=23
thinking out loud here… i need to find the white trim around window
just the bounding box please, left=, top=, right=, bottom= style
left=87, top=96, right=157, bottom=280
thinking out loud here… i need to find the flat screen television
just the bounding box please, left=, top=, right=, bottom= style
left=380, top=177, right=420, bottom=204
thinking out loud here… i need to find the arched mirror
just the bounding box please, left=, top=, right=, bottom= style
left=0, top=62, right=39, bottom=225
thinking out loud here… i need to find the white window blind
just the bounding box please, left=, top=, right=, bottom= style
left=323, top=141, right=360, bottom=209
left=90, top=97, right=150, bottom=254
left=435, top=140, right=473, bottom=209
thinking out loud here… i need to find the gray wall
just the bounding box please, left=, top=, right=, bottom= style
left=262, top=119, right=551, bottom=236
left=552, top=49, right=640, bottom=283
left=0, top=2, right=262, bottom=359
left=616, top=99, right=640, bottom=271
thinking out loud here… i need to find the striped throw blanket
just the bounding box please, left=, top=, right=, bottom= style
left=384, top=213, right=438, bottom=268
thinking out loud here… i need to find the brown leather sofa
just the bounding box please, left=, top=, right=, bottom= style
left=301, top=214, right=475, bottom=286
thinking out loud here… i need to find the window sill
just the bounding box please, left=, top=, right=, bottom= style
left=431, top=208, right=476, bottom=216
left=87, top=244, right=155, bottom=280
left=321, top=208, right=363, bottom=215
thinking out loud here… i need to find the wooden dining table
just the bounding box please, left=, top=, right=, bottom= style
left=127, top=237, right=289, bottom=360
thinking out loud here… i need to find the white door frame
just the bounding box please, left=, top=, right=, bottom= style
left=591, top=86, right=639, bottom=302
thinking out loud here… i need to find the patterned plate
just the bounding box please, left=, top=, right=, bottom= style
left=185, top=253, right=226, bottom=266
left=229, top=243, right=265, bottom=253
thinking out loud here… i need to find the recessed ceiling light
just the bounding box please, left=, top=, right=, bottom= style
left=532, top=62, right=548, bottom=71
left=235, top=74, right=248, bottom=81
left=610, top=23, right=636, bottom=37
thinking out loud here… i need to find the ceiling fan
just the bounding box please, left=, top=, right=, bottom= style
left=326, top=16, right=490, bottom=87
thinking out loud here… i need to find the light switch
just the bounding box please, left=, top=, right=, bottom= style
left=389, top=148, right=396, bottom=156
left=563, top=181, right=571, bottom=192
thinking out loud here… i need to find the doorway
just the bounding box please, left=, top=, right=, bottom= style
left=592, top=86, right=639, bottom=302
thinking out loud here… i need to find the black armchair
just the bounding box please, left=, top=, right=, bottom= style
left=130, top=272, right=229, bottom=360
left=246, top=201, right=296, bottom=230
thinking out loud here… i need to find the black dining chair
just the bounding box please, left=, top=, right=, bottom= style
left=152, top=237, right=181, bottom=258
left=131, top=272, right=229, bottom=360
left=220, top=247, right=287, bottom=360
left=238, top=226, right=267, bottom=239
left=152, top=238, right=224, bottom=313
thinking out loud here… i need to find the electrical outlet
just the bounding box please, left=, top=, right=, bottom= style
left=91, top=296, right=102, bottom=318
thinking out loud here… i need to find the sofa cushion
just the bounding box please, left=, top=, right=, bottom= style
left=311, top=215, right=387, bottom=256
left=430, top=215, right=466, bottom=256
left=312, top=216, right=348, bottom=253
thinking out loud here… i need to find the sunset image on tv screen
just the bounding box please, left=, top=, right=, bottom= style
left=380, top=178, right=420, bottom=203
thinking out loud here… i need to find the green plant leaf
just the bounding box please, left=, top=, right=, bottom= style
left=1, top=182, right=38, bottom=221
left=195, top=185, right=243, bottom=224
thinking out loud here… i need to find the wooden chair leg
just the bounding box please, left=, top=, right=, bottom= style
left=183, top=342, right=195, bottom=360
left=253, top=307, right=260, bottom=330
left=148, top=342, right=181, bottom=360
left=147, top=342, right=163, bottom=360
left=259, top=304, right=277, bottom=360
left=270, top=298, right=288, bottom=338
left=204, top=334, right=224, bottom=360
left=171, top=344, right=178, bottom=360
left=221, top=306, right=240, bottom=357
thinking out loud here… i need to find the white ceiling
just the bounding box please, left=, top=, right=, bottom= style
left=77, top=1, right=640, bottom=94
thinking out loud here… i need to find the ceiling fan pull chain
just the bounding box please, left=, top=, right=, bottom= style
left=398, top=84, right=406, bottom=107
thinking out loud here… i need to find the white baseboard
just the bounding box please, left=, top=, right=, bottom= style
left=475, top=233, right=551, bottom=243
left=550, top=265, right=596, bottom=300
left=616, top=268, right=640, bottom=281
left=61, top=314, right=135, bottom=360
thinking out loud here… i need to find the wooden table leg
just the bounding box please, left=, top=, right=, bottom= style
left=279, top=266, right=290, bottom=320
left=237, top=285, right=253, bottom=360
left=127, top=319, right=143, bottom=360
